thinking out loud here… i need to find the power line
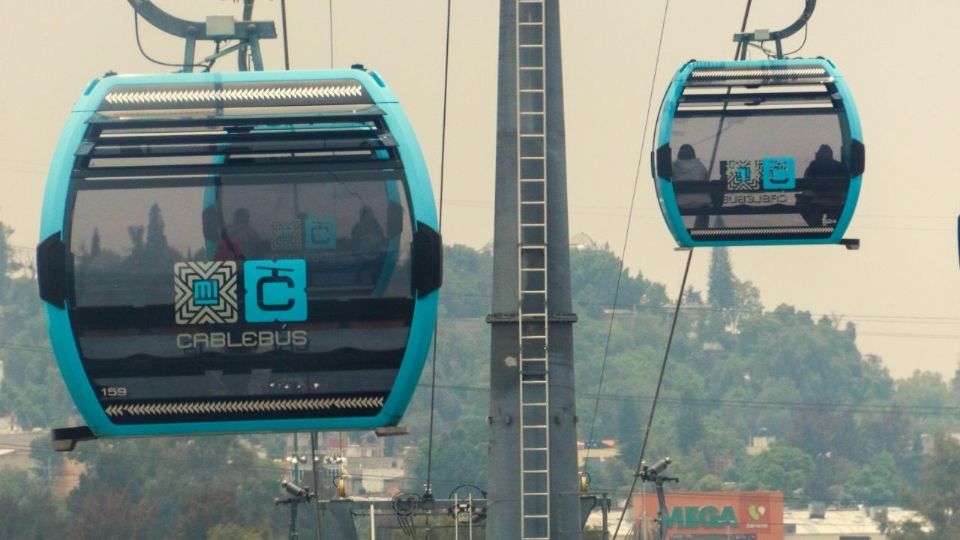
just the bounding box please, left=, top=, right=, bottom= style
left=328, top=0, right=334, bottom=68
left=280, top=0, right=291, bottom=70
left=584, top=0, right=676, bottom=464
left=424, top=0, right=455, bottom=498
left=411, top=382, right=960, bottom=417
left=613, top=0, right=753, bottom=534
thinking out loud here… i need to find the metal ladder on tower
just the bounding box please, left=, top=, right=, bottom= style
left=516, top=1, right=549, bottom=538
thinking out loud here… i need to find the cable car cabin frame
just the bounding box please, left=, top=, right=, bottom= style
left=37, top=69, right=441, bottom=438
left=653, top=58, right=864, bottom=247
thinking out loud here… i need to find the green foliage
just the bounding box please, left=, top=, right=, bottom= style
left=0, top=277, right=75, bottom=427
left=66, top=437, right=286, bottom=540
left=739, top=445, right=814, bottom=503
left=0, top=242, right=75, bottom=426
left=207, top=523, right=270, bottom=540
left=883, top=436, right=960, bottom=540
left=570, top=247, right=668, bottom=315
left=439, top=244, right=492, bottom=319
left=0, top=221, right=13, bottom=297
left=846, top=452, right=901, bottom=506
left=412, top=418, right=489, bottom=499
left=0, top=468, right=68, bottom=539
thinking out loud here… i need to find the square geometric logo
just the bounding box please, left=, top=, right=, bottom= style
left=174, top=261, right=239, bottom=325
left=725, top=160, right=762, bottom=191
left=304, top=217, right=337, bottom=250
left=243, top=259, right=308, bottom=323
left=762, top=156, right=796, bottom=190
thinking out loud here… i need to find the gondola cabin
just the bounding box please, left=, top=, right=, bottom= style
left=37, top=69, right=441, bottom=438
left=653, top=58, right=864, bottom=246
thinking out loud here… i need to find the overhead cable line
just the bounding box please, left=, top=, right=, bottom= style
left=328, top=0, right=334, bottom=68
left=280, top=0, right=291, bottom=70
left=424, top=0, right=454, bottom=499
left=612, top=249, right=693, bottom=537
left=582, top=0, right=674, bottom=469
left=613, top=0, right=756, bottom=536
left=410, top=382, right=960, bottom=416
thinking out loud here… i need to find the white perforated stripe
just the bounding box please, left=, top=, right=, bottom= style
left=103, top=84, right=364, bottom=105
left=691, top=68, right=827, bottom=79
left=104, top=396, right=384, bottom=417
left=691, top=227, right=833, bottom=237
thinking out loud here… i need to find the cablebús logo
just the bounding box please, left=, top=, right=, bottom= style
left=243, top=260, right=307, bottom=323
left=175, top=259, right=308, bottom=351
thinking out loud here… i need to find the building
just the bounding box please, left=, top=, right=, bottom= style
left=634, top=491, right=784, bottom=540
left=631, top=491, right=925, bottom=540
left=578, top=439, right=619, bottom=467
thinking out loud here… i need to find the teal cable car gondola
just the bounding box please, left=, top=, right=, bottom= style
left=37, top=68, right=441, bottom=439
left=652, top=58, right=864, bottom=246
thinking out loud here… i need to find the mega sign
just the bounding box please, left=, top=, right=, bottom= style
left=664, top=506, right=739, bottom=529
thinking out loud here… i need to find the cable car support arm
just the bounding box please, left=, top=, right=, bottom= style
left=733, top=0, right=815, bottom=59
left=127, top=0, right=277, bottom=71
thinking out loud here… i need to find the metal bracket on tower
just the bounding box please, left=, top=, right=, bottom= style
left=127, top=0, right=277, bottom=71
left=733, top=0, right=816, bottom=59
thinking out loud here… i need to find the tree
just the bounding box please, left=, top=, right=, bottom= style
left=0, top=468, right=68, bottom=539
left=67, top=437, right=286, bottom=539
left=739, top=445, right=814, bottom=503
left=704, top=247, right=762, bottom=338
left=439, top=244, right=492, bottom=319
left=707, top=247, right=737, bottom=317
left=0, top=265, right=75, bottom=427
left=846, top=453, right=901, bottom=506
left=0, top=221, right=12, bottom=299
left=412, top=420, right=488, bottom=499
left=882, top=435, right=960, bottom=540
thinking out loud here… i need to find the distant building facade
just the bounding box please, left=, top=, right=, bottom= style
left=633, top=491, right=784, bottom=540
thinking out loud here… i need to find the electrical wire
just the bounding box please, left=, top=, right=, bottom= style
left=612, top=2, right=754, bottom=536
left=424, top=0, right=454, bottom=499
left=783, top=22, right=809, bottom=56
left=280, top=0, right=291, bottom=70
left=582, top=0, right=673, bottom=470
left=328, top=0, right=335, bottom=68
left=133, top=12, right=212, bottom=72
left=612, top=250, right=693, bottom=538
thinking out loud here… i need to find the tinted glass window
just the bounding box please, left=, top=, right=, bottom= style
left=70, top=177, right=413, bottom=308
left=66, top=175, right=414, bottom=415
left=671, top=110, right=849, bottom=232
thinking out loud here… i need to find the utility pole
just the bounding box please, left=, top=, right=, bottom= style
left=487, top=1, right=579, bottom=538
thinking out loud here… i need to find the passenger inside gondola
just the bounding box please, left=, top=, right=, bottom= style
left=672, top=143, right=712, bottom=227
left=800, top=144, right=848, bottom=226
left=214, top=207, right=265, bottom=260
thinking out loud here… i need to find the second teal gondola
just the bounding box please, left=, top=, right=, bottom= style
left=653, top=58, right=864, bottom=246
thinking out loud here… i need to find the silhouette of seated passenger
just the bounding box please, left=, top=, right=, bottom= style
left=803, top=144, right=847, bottom=179
left=672, top=144, right=711, bottom=227
left=800, top=144, right=848, bottom=227
left=350, top=205, right=387, bottom=285
left=215, top=207, right=264, bottom=260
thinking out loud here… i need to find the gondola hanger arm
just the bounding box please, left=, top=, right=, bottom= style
left=127, top=0, right=277, bottom=71
left=733, top=0, right=816, bottom=59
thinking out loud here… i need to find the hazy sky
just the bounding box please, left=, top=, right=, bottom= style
left=0, top=1, right=956, bottom=379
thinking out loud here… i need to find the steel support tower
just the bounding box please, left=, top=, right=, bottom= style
left=487, top=1, right=579, bottom=538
